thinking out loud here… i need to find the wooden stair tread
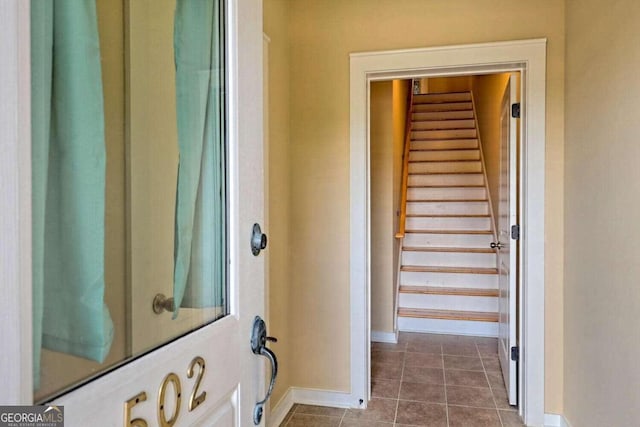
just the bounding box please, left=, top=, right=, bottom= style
left=411, top=137, right=479, bottom=142
left=408, top=184, right=485, bottom=188
left=409, top=171, right=482, bottom=175
left=405, top=229, right=493, bottom=235
left=401, top=265, right=498, bottom=274
left=407, top=214, right=489, bottom=217
left=409, top=159, right=480, bottom=163
left=407, top=198, right=487, bottom=202
left=403, top=246, right=494, bottom=253
left=398, top=308, right=499, bottom=322
left=409, top=147, right=479, bottom=152
left=400, top=286, right=499, bottom=297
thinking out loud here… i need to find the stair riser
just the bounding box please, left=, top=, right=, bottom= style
left=409, top=150, right=480, bottom=162
left=398, top=317, right=498, bottom=337
left=412, top=102, right=473, bottom=113
left=412, top=129, right=477, bottom=140
left=409, top=173, right=484, bottom=186
left=407, top=187, right=486, bottom=201
left=400, top=271, right=498, bottom=289
left=411, top=139, right=479, bottom=151
left=407, top=201, right=489, bottom=215
left=399, top=294, right=498, bottom=312
left=409, top=161, right=482, bottom=174
left=412, top=111, right=474, bottom=121
left=404, top=232, right=494, bottom=248
left=405, top=216, right=491, bottom=230
left=413, top=92, right=472, bottom=103
left=412, top=120, right=476, bottom=131
left=402, top=251, right=496, bottom=268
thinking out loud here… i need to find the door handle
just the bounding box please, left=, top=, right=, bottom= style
left=490, top=242, right=503, bottom=250
left=251, top=316, right=278, bottom=425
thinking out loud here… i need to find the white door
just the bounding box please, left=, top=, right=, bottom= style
left=26, top=0, right=269, bottom=425
left=497, top=73, right=519, bottom=406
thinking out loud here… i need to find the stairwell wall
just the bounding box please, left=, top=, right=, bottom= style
left=369, top=80, right=410, bottom=335
left=370, top=81, right=395, bottom=334
left=277, top=0, right=565, bottom=413
left=471, top=73, right=511, bottom=228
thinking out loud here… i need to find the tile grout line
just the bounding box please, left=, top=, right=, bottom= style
left=392, top=347, right=406, bottom=426
left=442, top=346, right=450, bottom=427
left=478, top=342, right=504, bottom=427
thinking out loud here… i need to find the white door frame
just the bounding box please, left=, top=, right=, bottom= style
left=0, top=0, right=33, bottom=405
left=349, top=39, right=546, bottom=426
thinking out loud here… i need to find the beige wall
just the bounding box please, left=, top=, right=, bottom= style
left=472, top=73, right=510, bottom=226
left=427, top=76, right=472, bottom=93
left=564, top=1, right=640, bottom=425
left=370, top=81, right=394, bottom=333
left=266, top=0, right=565, bottom=412
left=263, top=0, right=292, bottom=407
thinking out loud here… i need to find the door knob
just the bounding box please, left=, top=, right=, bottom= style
left=251, top=223, right=268, bottom=256
left=251, top=316, right=278, bottom=425
left=490, top=242, right=503, bottom=250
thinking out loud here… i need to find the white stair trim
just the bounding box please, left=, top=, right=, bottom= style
left=398, top=316, right=498, bottom=337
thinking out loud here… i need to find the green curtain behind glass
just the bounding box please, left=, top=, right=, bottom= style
left=31, top=0, right=114, bottom=389
left=172, top=0, right=226, bottom=317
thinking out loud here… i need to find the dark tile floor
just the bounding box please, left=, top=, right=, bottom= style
left=279, top=332, right=524, bottom=426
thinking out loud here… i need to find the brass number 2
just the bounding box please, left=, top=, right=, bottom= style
left=157, top=373, right=181, bottom=427
left=124, top=391, right=148, bottom=427
left=187, top=356, right=207, bottom=411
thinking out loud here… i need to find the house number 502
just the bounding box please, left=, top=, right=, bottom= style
left=123, top=356, right=207, bottom=426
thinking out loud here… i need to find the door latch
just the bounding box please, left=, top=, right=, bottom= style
left=251, top=223, right=268, bottom=256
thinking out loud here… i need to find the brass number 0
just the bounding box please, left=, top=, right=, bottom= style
left=187, top=356, right=207, bottom=411
left=157, top=373, right=182, bottom=427
left=124, top=391, right=148, bottom=427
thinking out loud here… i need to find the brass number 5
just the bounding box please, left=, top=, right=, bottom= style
left=187, top=356, right=207, bottom=411
left=124, top=391, right=148, bottom=427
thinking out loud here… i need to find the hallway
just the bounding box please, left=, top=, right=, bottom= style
left=279, top=332, right=523, bottom=426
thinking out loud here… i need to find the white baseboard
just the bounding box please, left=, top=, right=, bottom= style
left=371, top=330, right=398, bottom=343
left=544, top=413, right=572, bottom=427
left=268, top=387, right=358, bottom=427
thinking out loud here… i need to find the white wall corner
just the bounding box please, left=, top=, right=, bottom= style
left=268, top=387, right=358, bottom=427
left=544, top=413, right=573, bottom=427
left=371, top=330, right=398, bottom=343
left=268, top=387, right=295, bottom=427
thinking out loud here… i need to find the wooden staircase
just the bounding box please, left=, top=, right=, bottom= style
left=396, top=91, right=499, bottom=337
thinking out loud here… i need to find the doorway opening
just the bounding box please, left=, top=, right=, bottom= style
left=350, top=39, right=546, bottom=426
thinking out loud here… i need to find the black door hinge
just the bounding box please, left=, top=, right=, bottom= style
left=511, top=346, right=520, bottom=361
left=511, top=224, right=520, bottom=240
left=511, top=103, right=521, bottom=118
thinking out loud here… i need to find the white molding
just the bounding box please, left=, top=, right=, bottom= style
left=0, top=0, right=33, bottom=405
left=544, top=413, right=573, bottom=427
left=398, top=318, right=498, bottom=337
left=268, top=388, right=295, bottom=427
left=371, top=330, right=398, bottom=343
left=268, top=387, right=355, bottom=427
left=350, top=38, right=546, bottom=426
